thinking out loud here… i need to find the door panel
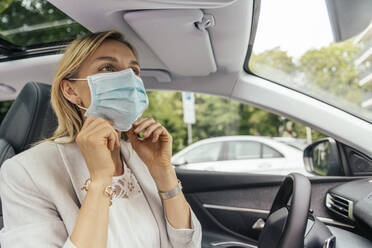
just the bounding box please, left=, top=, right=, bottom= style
left=177, top=169, right=360, bottom=247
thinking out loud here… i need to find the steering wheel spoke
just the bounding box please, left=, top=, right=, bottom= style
left=258, top=173, right=311, bottom=248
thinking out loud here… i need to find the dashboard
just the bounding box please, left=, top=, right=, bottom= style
left=322, top=178, right=372, bottom=247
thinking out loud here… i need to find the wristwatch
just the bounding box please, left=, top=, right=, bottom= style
left=158, top=179, right=183, bottom=200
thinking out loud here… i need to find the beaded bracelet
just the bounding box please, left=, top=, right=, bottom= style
left=81, top=178, right=115, bottom=206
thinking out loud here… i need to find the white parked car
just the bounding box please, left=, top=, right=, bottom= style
left=171, top=136, right=310, bottom=175
left=272, top=137, right=308, bottom=150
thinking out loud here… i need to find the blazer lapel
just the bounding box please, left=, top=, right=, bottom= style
left=55, top=136, right=90, bottom=207
left=120, top=139, right=171, bottom=247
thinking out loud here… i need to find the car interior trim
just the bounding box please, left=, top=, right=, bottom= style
left=325, top=193, right=354, bottom=221
left=316, top=217, right=354, bottom=229
left=123, top=9, right=217, bottom=76
left=210, top=241, right=258, bottom=248
left=203, top=203, right=270, bottom=214
left=0, top=44, right=68, bottom=62
left=203, top=203, right=355, bottom=229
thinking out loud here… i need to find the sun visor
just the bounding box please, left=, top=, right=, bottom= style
left=124, top=10, right=217, bottom=76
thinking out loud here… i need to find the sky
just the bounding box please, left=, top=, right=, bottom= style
left=253, top=0, right=334, bottom=59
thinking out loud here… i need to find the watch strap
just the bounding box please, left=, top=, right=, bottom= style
left=158, top=179, right=183, bottom=200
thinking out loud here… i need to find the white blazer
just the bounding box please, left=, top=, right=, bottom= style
left=0, top=137, right=202, bottom=247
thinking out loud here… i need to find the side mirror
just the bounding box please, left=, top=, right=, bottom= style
left=303, top=138, right=344, bottom=176
left=172, top=157, right=187, bottom=167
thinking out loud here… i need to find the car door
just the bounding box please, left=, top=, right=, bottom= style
left=176, top=142, right=225, bottom=171
left=216, top=141, right=286, bottom=174
left=176, top=168, right=360, bottom=248
left=259, top=144, right=288, bottom=175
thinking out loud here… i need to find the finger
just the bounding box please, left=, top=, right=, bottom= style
left=79, top=118, right=108, bottom=144
left=132, top=117, right=155, bottom=130
left=106, top=126, right=120, bottom=150
left=107, top=129, right=117, bottom=151
left=133, top=117, right=147, bottom=127
left=90, top=123, right=117, bottom=151
left=133, top=118, right=156, bottom=134
left=110, top=131, right=117, bottom=151
left=142, top=122, right=161, bottom=139
left=115, top=131, right=120, bottom=148
left=126, top=128, right=140, bottom=149
left=151, top=126, right=164, bottom=143
left=125, top=128, right=136, bottom=141
left=84, top=118, right=113, bottom=133
left=82, top=116, right=97, bottom=128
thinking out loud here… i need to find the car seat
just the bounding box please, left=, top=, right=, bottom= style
left=0, top=82, right=58, bottom=230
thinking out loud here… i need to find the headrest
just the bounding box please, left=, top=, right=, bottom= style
left=0, top=82, right=58, bottom=153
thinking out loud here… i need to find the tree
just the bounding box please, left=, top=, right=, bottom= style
left=249, top=46, right=296, bottom=74
left=192, top=94, right=240, bottom=140
left=142, top=91, right=187, bottom=154
left=0, top=0, right=89, bottom=46
left=299, top=40, right=362, bottom=104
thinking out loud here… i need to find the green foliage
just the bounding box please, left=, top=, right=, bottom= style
left=0, top=100, right=13, bottom=123
left=0, top=0, right=89, bottom=46
left=250, top=47, right=296, bottom=74
left=299, top=40, right=362, bottom=103
left=0, top=0, right=13, bottom=14
left=142, top=91, right=187, bottom=154
left=192, top=94, right=240, bottom=140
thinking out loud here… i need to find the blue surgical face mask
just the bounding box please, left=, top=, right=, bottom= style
left=69, top=68, right=149, bottom=131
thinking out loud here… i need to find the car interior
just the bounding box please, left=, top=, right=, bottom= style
left=0, top=0, right=372, bottom=248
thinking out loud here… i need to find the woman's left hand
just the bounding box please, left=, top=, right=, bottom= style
left=126, top=117, right=174, bottom=180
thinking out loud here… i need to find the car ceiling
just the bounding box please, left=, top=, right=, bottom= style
left=0, top=0, right=253, bottom=101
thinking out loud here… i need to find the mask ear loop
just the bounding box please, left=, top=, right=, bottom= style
left=66, top=77, right=89, bottom=111
left=76, top=104, right=88, bottom=111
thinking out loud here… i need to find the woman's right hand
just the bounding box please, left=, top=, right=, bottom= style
left=75, top=116, right=120, bottom=180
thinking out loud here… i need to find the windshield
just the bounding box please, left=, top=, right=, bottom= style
left=249, top=0, right=372, bottom=123
left=0, top=0, right=90, bottom=47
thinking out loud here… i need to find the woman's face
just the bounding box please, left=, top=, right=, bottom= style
left=61, top=39, right=140, bottom=134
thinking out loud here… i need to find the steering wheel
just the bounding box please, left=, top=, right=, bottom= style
left=258, top=173, right=311, bottom=248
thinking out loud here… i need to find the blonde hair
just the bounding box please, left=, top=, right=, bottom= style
left=34, top=30, right=136, bottom=146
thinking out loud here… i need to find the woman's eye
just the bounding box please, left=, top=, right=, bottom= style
left=132, top=67, right=140, bottom=75
left=100, top=65, right=115, bottom=72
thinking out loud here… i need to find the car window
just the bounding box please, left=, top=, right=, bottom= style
left=142, top=90, right=327, bottom=176
left=248, top=0, right=372, bottom=123
left=226, top=141, right=261, bottom=160
left=0, top=90, right=323, bottom=176
left=0, top=100, right=13, bottom=124
left=0, top=0, right=90, bottom=47
left=182, top=142, right=223, bottom=164
left=262, top=145, right=283, bottom=158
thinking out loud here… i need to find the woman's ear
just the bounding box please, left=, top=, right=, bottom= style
left=60, top=79, right=81, bottom=105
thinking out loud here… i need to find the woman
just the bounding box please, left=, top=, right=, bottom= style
left=0, top=30, right=202, bottom=247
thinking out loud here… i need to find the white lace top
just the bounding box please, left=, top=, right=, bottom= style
left=111, top=160, right=142, bottom=199
left=106, top=158, right=161, bottom=247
